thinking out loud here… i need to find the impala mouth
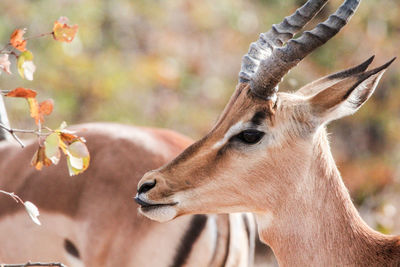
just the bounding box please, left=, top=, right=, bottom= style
left=135, top=194, right=179, bottom=222
left=134, top=195, right=177, bottom=211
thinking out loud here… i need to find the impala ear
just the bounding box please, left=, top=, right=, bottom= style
left=297, top=56, right=375, bottom=97
left=309, top=58, right=395, bottom=124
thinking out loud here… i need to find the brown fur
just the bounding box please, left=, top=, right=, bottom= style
left=0, top=123, right=253, bottom=267
left=138, top=63, right=400, bottom=266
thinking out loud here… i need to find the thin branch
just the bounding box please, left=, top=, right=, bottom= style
left=0, top=123, right=25, bottom=148
left=0, top=123, right=51, bottom=147
left=25, top=32, right=53, bottom=41
left=0, top=262, right=66, bottom=267
left=0, top=51, right=13, bottom=55
left=9, top=51, right=18, bottom=59
left=0, top=49, right=19, bottom=58
left=0, top=90, right=12, bottom=95
left=38, top=120, right=42, bottom=135
left=0, top=124, right=38, bottom=134
left=0, top=43, right=10, bottom=53
left=0, top=31, right=52, bottom=55
left=0, top=45, right=17, bottom=57
left=0, top=190, right=24, bottom=204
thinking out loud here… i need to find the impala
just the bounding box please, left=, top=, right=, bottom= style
left=136, top=0, right=400, bottom=266
left=0, top=110, right=254, bottom=264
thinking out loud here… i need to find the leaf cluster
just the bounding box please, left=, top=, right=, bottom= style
left=0, top=17, right=89, bottom=176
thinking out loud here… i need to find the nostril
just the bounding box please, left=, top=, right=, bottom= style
left=138, top=180, right=156, bottom=194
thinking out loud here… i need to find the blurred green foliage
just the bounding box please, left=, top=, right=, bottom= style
left=0, top=0, right=399, bottom=231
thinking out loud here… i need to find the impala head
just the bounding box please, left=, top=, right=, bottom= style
left=136, top=0, right=395, bottom=222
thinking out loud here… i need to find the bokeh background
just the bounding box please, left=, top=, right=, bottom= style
left=0, top=0, right=399, bottom=265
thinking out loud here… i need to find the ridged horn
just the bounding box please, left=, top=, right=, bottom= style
left=240, top=0, right=361, bottom=100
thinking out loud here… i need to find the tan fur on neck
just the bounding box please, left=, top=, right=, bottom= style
left=137, top=64, right=400, bottom=266
left=257, top=127, right=400, bottom=266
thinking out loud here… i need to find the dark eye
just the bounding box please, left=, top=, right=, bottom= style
left=235, top=130, right=265, bottom=144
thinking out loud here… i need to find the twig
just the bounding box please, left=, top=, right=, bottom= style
left=0, top=45, right=17, bottom=57
left=0, top=43, right=10, bottom=53
left=0, top=124, right=39, bottom=134
left=0, top=90, right=12, bottom=95
left=0, top=262, right=66, bottom=267
left=0, top=190, right=23, bottom=204
left=0, top=51, right=13, bottom=55
left=0, top=123, right=50, bottom=148
left=25, top=32, right=53, bottom=41
left=0, top=32, right=52, bottom=55
left=0, top=123, right=25, bottom=148
left=9, top=51, right=18, bottom=59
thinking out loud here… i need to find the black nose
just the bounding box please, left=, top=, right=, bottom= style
left=138, top=180, right=156, bottom=194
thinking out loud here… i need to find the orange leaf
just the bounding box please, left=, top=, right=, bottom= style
left=53, top=17, right=78, bottom=43
left=31, top=146, right=52, bottom=170
left=60, top=131, right=79, bottom=144
left=24, top=98, right=54, bottom=125
left=39, top=99, right=54, bottom=116
left=5, top=87, right=37, bottom=98
left=10, top=28, right=27, bottom=52
left=27, top=98, right=40, bottom=124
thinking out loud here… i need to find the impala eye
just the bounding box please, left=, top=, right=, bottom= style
left=235, top=130, right=265, bottom=144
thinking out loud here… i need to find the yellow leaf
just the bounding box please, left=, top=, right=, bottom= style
left=17, top=50, right=35, bottom=80
left=44, top=133, right=61, bottom=165
left=53, top=17, right=78, bottom=43
left=66, top=140, right=90, bottom=176
left=27, top=98, right=39, bottom=125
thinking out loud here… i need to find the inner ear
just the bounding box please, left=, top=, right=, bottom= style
left=309, top=58, right=395, bottom=123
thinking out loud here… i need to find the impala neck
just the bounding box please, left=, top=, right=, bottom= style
left=256, top=127, right=394, bottom=266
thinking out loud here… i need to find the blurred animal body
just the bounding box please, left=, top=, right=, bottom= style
left=137, top=0, right=400, bottom=266
left=0, top=123, right=255, bottom=266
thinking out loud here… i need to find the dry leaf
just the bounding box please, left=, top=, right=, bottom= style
left=24, top=201, right=41, bottom=225
left=26, top=98, right=54, bottom=125
left=10, top=28, right=27, bottom=52
left=0, top=54, right=12, bottom=75
left=60, top=132, right=78, bottom=144
left=53, top=17, right=78, bottom=43
left=39, top=99, right=54, bottom=116
left=31, top=146, right=52, bottom=170
left=5, top=87, right=37, bottom=98
left=27, top=98, right=39, bottom=124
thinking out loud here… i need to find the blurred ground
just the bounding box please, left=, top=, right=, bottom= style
left=0, top=0, right=399, bottom=266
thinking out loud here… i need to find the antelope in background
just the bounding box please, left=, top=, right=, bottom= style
left=0, top=21, right=261, bottom=265
left=0, top=119, right=256, bottom=266
left=137, top=0, right=400, bottom=266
